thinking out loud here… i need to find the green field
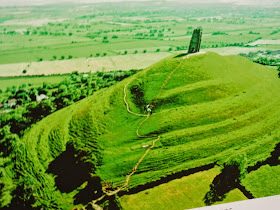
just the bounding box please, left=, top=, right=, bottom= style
left=120, top=167, right=247, bottom=210
left=0, top=1, right=279, bottom=76
left=242, top=165, right=280, bottom=198
left=1, top=1, right=280, bottom=209
left=0, top=52, right=173, bottom=77
left=2, top=52, right=280, bottom=208
left=0, top=75, right=69, bottom=91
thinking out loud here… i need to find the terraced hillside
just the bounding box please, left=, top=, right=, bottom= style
left=3, top=52, right=280, bottom=209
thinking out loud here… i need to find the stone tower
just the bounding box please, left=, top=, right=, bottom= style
left=188, top=27, right=202, bottom=54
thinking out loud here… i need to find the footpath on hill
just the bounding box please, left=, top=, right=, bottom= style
left=90, top=52, right=205, bottom=208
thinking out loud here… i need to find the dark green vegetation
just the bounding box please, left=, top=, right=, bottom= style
left=0, top=70, right=136, bottom=208
left=0, top=1, right=280, bottom=65
left=204, top=154, right=247, bottom=205
left=0, top=70, right=136, bottom=136
left=1, top=52, right=280, bottom=209
left=239, top=50, right=280, bottom=67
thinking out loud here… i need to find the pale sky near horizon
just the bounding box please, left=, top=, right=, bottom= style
left=0, top=0, right=279, bottom=6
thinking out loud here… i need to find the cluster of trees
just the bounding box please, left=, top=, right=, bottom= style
left=239, top=50, right=280, bottom=67
left=204, top=154, right=247, bottom=205
left=37, top=55, right=74, bottom=62
left=270, top=29, right=280, bottom=35
left=0, top=71, right=137, bottom=208
left=249, top=31, right=260, bottom=35
left=0, top=70, right=137, bottom=138
left=1, top=69, right=139, bottom=209
left=208, top=42, right=244, bottom=48
left=254, top=57, right=280, bottom=66
left=212, top=31, right=229, bottom=35
left=52, top=55, right=73, bottom=60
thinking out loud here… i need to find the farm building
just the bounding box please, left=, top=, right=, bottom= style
left=36, top=94, right=49, bottom=102
left=4, top=99, right=17, bottom=108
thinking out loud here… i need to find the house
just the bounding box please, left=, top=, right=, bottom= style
left=4, top=99, right=17, bottom=108
left=36, top=94, right=49, bottom=102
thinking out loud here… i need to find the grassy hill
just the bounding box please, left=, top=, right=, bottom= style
left=3, top=52, right=280, bottom=208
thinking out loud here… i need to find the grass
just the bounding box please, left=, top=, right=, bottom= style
left=242, top=165, right=280, bottom=198
left=0, top=74, right=70, bottom=101
left=5, top=52, right=280, bottom=208
left=0, top=52, right=173, bottom=77
left=0, top=2, right=279, bottom=77
left=120, top=167, right=247, bottom=210
left=0, top=75, right=69, bottom=91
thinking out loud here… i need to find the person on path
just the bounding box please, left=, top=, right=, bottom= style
left=146, top=104, right=153, bottom=114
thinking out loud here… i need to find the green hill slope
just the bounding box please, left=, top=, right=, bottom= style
left=4, top=52, right=280, bottom=208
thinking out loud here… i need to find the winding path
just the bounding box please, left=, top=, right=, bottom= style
left=91, top=52, right=204, bottom=208
left=102, top=58, right=186, bottom=196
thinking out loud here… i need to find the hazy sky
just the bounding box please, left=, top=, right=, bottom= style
left=0, top=0, right=279, bottom=6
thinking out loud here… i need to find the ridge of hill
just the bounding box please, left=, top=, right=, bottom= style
left=3, top=52, right=280, bottom=208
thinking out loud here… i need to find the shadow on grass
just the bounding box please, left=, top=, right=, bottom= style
left=47, top=144, right=103, bottom=205
left=74, top=177, right=103, bottom=205
left=247, top=141, right=280, bottom=173
left=204, top=167, right=239, bottom=205
left=47, top=144, right=91, bottom=193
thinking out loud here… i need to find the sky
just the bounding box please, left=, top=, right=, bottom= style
left=0, top=0, right=279, bottom=6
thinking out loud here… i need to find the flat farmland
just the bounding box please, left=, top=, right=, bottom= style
left=120, top=168, right=247, bottom=210
left=0, top=52, right=172, bottom=76
left=0, top=2, right=279, bottom=73
left=0, top=47, right=272, bottom=77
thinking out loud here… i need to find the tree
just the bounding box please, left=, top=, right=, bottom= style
left=103, top=36, right=109, bottom=43
left=22, top=70, right=27, bottom=74
left=204, top=154, right=247, bottom=205
left=143, top=50, right=147, bottom=53
left=9, top=175, right=39, bottom=209
left=29, top=88, right=38, bottom=101
left=0, top=131, right=20, bottom=157
left=25, top=101, right=55, bottom=121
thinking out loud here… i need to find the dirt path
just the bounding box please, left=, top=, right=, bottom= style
left=103, top=57, right=186, bottom=196
left=90, top=52, right=203, bottom=209
left=123, top=82, right=149, bottom=117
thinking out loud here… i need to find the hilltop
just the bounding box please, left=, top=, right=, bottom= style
left=2, top=52, right=280, bottom=209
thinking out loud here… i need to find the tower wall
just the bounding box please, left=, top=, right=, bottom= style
left=188, top=28, right=202, bottom=54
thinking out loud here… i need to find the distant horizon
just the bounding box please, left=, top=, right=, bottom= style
left=0, top=0, right=279, bottom=7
